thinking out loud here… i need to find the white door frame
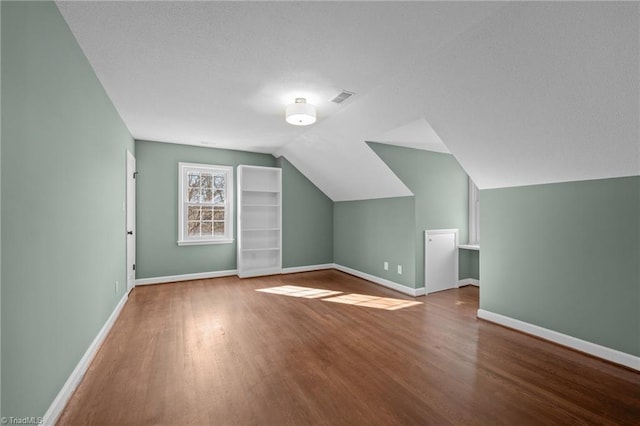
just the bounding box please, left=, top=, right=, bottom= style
left=126, top=151, right=136, bottom=292
left=424, top=229, right=459, bottom=294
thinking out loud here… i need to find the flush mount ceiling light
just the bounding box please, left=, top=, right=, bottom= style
left=285, top=98, right=316, bottom=126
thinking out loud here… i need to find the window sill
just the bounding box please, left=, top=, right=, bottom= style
left=458, top=244, right=480, bottom=251
left=178, top=239, right=234, bottom=246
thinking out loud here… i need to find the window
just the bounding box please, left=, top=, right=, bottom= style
left=178, top=162, right=233, bottom=245
left=469, top=177, right=480, bottom=244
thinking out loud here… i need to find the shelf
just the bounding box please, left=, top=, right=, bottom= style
left=242, top=189, right=279, bottom=193
left=458, top=244, right=480, bottom=251
left=241, top=189, right=279, bottom=207
left=238, top=165, right=282, bottom=277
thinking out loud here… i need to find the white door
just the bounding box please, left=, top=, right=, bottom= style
left=425, top=229, right=458, bottom=294
left=126, top=151, right=136, bottom=292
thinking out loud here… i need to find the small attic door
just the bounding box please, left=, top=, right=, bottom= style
left=425, top=229, right=459, bottom=294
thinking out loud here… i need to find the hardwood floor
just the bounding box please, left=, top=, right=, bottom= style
left=58, top=270, right=640, bottom=425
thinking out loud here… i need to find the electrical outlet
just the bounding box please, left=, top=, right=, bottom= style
left=383, top=261, right=389, bottom=271
left=397, top=265, right=403, bottom=275
left=115, top=281, right=119, bottom=293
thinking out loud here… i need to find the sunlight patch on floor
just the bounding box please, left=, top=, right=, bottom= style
left=257, top=286, right=422, bottom=310
left=322, top=293, right=422, bottom=310
left=256, top=285, right=342, bottom=299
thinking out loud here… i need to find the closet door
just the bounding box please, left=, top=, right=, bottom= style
left=425, top=229, right=458, bottom=294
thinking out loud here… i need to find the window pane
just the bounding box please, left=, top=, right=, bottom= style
left=188, top=221, right=200, bottom=236
left=188, top=173, right=200, bottom=187
left=214, top=222, right=225, bottom=236
left=188, top=187, right=201, bottom=203
left=214, top=190, right=225, bottom=204
left=181, top=164, right=232, bottom=243
left=214, top=174, right=225, bottom=189
left=201, top=207, right=213, bottom=220
left=201, top=174, right=213, bottom=188
left=188, top=206, right=201, bottom=220
left=201, top=222, right=213, bottom=235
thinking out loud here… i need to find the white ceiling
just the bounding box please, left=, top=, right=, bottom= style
left=411, top=1, right=640, bottom=190
left=57, top=1, right=639, bottom=200
left=369, top=119, right=450, bottom=154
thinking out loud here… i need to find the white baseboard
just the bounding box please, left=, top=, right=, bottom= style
left=135, top=269, right=237, bottom=286
left=414, top=287, right=426, bottom=296
left=333, top=264, right=423, bottom=297
left=477, top=309, right=640, bottom=372
left=458, top=278, right=480, bottom=287
left=282, top=264, right=334, bottom=274
left=136, top=265, right=334, bottom=286
left=42, top=293, right=129, bottom=425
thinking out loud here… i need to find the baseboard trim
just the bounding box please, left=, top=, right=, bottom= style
left=414, top=287, right=427, bottom=296
left=458, top=278, right=480, bottom=287
left=282, top=264, right=334, bottom=274
left=477, top=309, right=640, bottom=372
left=333, top=264, right=422, bottom=297
left=42, top=292, right=129, bottom=425
left=135, top=269, right=237, bottom=286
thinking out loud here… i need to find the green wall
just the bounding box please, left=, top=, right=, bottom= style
left=138, top=141, right=473, bottom=288
left=471, top=251, right=479, bottom=280
left=135, top=143, right=336, bottom=278
left=334, top=197, right=416, bottom=287
left=135, top=140, right=275, bottom=278
left=459, top=250, right=479, bottom=281
left=277, top=157, right=333, bottom=268
left=481, top=176, right=640, bottom=356
left=368, top=143, right=470, bottom=285
left=1, top=1, right=134, bottom=418
left=333, top=144, right=470, bottom=291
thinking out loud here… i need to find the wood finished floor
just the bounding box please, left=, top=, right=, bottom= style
left=58, top=270, right=640, bottom=425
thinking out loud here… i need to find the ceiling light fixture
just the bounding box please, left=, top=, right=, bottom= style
left=285, top=98, right=316, bottom=126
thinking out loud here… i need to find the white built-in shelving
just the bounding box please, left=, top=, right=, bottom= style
left=237, top=165, right=282, bottom=278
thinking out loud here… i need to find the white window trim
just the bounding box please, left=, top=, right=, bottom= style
left=178, top=162, right=234, bottom=246
left=469, top=177, right=480, bottom=245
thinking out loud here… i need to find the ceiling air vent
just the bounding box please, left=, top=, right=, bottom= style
left=331, top=90, right=355, bottom=104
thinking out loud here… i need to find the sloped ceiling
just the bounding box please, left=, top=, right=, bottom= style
left=57, top=2, right=638, bottom=200
left=369, top=119, right=450, bottom=154
left=411, top=2, right=640, bottom=190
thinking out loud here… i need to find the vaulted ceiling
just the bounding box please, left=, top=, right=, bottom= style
left=57, top=1, right=639, bottom=201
